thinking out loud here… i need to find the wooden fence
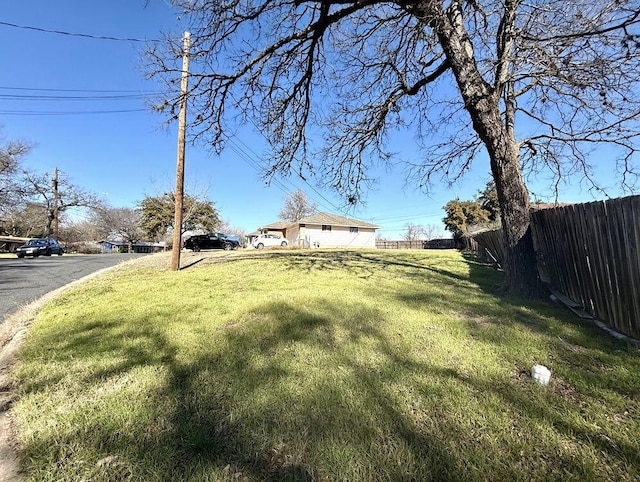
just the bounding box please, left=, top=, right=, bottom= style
left=472, top=196, right=640, bottom=339
left=375, top=238, right=455, bottom=250
left=376, top=240, right=424, bottom=249
left=472, top=230, right=507, bottom=267
left=530, top=196, right=640, bottom=339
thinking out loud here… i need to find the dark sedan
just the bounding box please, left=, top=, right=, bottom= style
left=184, top=233, right=240, bottom=251
left=16, top=238, right=64, bottom=258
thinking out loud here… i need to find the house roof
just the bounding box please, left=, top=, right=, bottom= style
left=258, top=221, right=290, bottom=230
left=296, top=212, right=380, bottom=229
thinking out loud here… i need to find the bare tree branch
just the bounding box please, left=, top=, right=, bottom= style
left=146, top=0, right=640, bottom=295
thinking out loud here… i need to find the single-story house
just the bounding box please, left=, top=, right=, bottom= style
left=254, top=212, right=380, bottom=249
left=98, top=239, right=166, bottom=254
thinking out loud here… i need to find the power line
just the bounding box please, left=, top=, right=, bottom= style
left=0, top=86, right=426, bottom=226
left=369, top=211, right=444, bottom=223
left=0, top=86, right=156, bottom=93
left=0, top=108, right=148, bottom=116
left=0, top=20, right=157, bottom=42
left=229, top=134, right=346, bottom=214
left=224, top=134, right=352, bottom=216
left=0, top=93, right=150, bottom=101
left=226, top=93, right=352, bottom=217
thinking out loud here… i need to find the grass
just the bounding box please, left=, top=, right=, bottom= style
left=12, top=249, right=640, bottom=481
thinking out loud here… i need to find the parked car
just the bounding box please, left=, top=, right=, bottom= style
left=16, top=238, right=64, bottom=258
left=252, top=233, right=289, bottom=249
left=216, top=232, right=242, bottom=245
left=184, top=232, right=240, bottom=251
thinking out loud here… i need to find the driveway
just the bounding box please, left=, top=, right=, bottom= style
left=0, top=254, right=145, bottom=323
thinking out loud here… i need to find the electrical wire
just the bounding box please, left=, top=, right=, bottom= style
left=0, top=20, right=157, bottom=42
left=229, top=134, right=346, bottom=215
left=0, top=86, right=152, bottom=114
left=0, top=22, right=442, bottom=233
left=0, top=93, right=151, bottom=101
left=0, top=86, right=156, bottom=93
left=224, top=134, right=442, bottom=233
left=0, top=86, right=438, bottom=229
left=0, top=109, right=148, bottom=116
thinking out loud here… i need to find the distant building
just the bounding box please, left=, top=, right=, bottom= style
left=252, top=212, right=380, bottom=249
left=98, top=239, right=165, bottom=254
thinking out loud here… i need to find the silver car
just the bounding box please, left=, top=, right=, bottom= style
left=252, top=234, right=289, bottom=249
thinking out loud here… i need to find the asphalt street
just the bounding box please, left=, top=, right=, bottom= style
left=0, top=254, right=145, bottom=322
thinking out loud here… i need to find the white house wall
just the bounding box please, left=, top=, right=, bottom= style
left=297, top=225, right=376, bottom=248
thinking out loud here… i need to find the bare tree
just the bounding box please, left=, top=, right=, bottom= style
left=422, top=224, right=443, bottom=241
left=149, top=1, right=640, bottom=296
left=59, top=219, right=103, bottom=245
left=92, top=206, right=145, bottom=252
left=218, top=218, right=246, bottom=239
left=403, top=223, right=425, bottom=241
left=2, top=202, right=49, bottom=238
left=21, top=169, right=99, bottom=238
left=0, top=136, right=31, bottom=226
left=279, top=189, right=318, bottom=222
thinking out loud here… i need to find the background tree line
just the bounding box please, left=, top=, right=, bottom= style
left=1, top=132, right=229, bottom=250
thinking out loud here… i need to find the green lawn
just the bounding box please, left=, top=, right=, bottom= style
left=13, top=250, right=640, bottom=481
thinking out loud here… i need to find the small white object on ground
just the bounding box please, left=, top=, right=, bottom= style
left=531, top=364, right=551, bottom=385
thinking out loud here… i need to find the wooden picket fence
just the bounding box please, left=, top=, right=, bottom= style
left=473, top=195, right=640, bottom=339
left=530, top=196, right=640, bottom=339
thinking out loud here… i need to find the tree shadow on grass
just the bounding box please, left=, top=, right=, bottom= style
left=15, top=252, right=640, bottom=481
left=17, top=298, right=470, bottom=481
left=156, top=300, right=476, bottom=481
left=388, top=252, right=640, bottom=478
left=274, top=250, right=492, bottom=293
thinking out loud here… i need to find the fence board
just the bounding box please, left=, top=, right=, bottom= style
left=627, top=197, right=640, bottom=333
left=472, top=230, right=508, bottom=268
left=531, top=195, right=640, bottom=339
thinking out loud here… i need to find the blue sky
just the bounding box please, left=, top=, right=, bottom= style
left=1, top=1, right=634, bottom=239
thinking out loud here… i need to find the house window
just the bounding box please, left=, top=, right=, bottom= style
left=350, top=226, right=358, bottom=233
left=322, top=225, right=332, bottom=231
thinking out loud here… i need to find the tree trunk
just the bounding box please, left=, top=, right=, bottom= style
left=465, top=99, right=540, bottom=297
left=429, top=2, right=541, bottom=297
left=487, top=132, right=540, bottom=297
left=45, top=209, right=54, bottom=237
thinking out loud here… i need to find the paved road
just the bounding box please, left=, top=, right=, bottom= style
left=0, top=254, right=145, bottom=322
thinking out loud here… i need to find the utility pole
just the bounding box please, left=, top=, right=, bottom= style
left=171, top=31, right=191, bottom=271
left=52, top=167, right=60, bottom=240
